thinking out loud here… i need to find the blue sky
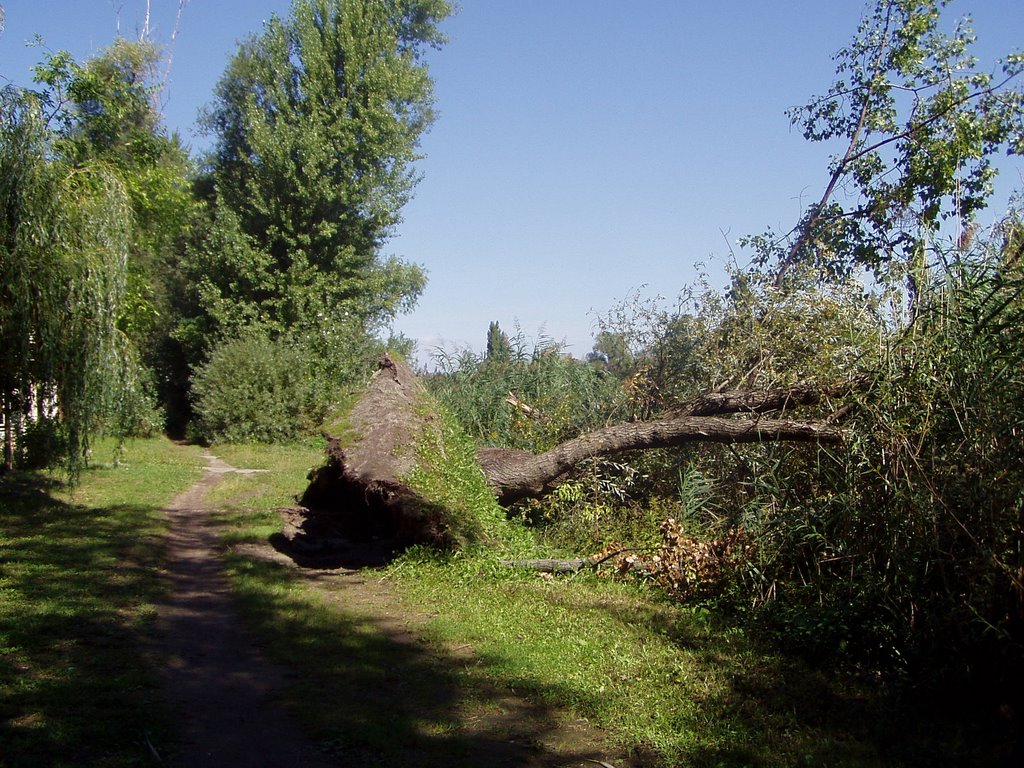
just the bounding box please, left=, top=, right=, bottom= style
left=2, top=1, right=1022, bottom=364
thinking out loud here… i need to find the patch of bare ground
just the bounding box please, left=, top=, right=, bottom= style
left=153, top=454, right=337, bottom=767
left=155, top=453, right=648, bottom=767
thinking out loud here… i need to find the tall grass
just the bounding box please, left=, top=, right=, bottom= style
left=427, top=333, right=624, bottom=453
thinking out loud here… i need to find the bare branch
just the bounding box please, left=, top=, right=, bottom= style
left=157, top=0, right=189, bottom=113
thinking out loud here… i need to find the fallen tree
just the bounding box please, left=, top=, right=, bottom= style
left=479, top=409, right=843, bottom=506
left=287, top=354, right=457, bottom=552
left=285, top=354, right=859, bottom=551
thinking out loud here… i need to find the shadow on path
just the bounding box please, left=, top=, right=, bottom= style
left=155, top=453, right=337, bottom=767
left=156, top=453, right=634, bottom=767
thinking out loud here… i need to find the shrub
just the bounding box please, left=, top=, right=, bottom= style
left=190, top=333, right=324, bottom=443
left=16, top=418, right=69, bottom=470
left=709, top=224, right=1024, bottom=691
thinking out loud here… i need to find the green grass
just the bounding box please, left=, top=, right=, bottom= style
left=0, top=437, right=203, bottom=768
left=203, top=443, right=889, bottom=766
left=387, top=555, right=891, bottom=767
left=204, top=441, right=326, bottom=545
left=404, top=401, right=531, bottom=551
left=196, top=441, right=1015, bottom=767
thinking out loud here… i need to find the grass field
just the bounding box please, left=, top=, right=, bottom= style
left=386, top=555, right=899, bottom=767
left=2, top=439, right=1008, bottom=767
left=0, top=437, right=203, bottom=768
left=205, top=442, right=919, bottom=767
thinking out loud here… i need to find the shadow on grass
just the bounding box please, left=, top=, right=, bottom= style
left=541, top=584, right=1019, bottom=768
left=226, top=554, right=621, bottom=768
left=268, top=530, right=404, bottom=569
left=0, top=473, right=169, bottom=768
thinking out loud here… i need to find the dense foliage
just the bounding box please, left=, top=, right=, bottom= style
left=2, top=0, right=451, bottom=458
left=179, top=0, right=449, bottom=441
left=189, top=333, right=327, bottom=444
left=429, top=0, right=1024, bottom=726
left=0, top=89, right=138, bottom=474
left=429, top=328, right=625, bottom=453
left=33, top=40, right=195, bottom=429
left=834, top=229, right=1024, bottom=687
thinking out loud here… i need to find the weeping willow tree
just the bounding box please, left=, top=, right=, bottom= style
left=0, top=88, right=134, bottom=474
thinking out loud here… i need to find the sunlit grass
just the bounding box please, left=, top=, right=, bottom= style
left=0, top=437, right=202, bottom=768
left=204, top=441, right=325, bottom=545
left=387, top=555, right=890, bottom=767
left=203, top=441, right=981, bottom=767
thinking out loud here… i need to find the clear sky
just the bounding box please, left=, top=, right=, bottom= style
left=2, top=1, right=1022, bottom=364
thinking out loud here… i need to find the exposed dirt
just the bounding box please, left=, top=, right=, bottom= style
left=154, top=453, right=336, bottom=767
left=153, top=452, right=647, bottom=767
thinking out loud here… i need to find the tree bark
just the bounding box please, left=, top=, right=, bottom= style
left=669, top=378, right=866, bottom=417
left=292, top=355, right=855, bottom=550
left=287, top=354, right=457, bottom=553
left=478, top=413, right=843, bottom=506
left=2, top=393, right=14, bottom=473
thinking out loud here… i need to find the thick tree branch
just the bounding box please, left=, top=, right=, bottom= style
left=480, top=414, right=843, bottom=506
left=670, top=377, right=867, bottom=417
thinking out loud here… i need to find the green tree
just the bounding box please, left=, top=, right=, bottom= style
left=188, top=0, right=449, bottom=345
left=31, top=40, right=196, bottom=429
left=587, top=330, right=634, bottom=378
left=0, top=89, right=135, bottom=473
left=179, top=0, right=450, bottom=440
left=486, top=321, right=511, bottom=362
left=34, top=40, right=194, bottom=327
left=757, top=0, right=1023, bottom=287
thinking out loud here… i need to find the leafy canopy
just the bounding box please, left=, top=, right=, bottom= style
left=180, top=0, right=451, bottom=442
left=754, top=0, right=1024, bottom=286
left=189, top=0, right=450, bottom=345
left=32, top=39, right=195, bottom=349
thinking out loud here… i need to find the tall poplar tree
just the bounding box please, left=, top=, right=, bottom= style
left=183, top=0, right=450, bottom=358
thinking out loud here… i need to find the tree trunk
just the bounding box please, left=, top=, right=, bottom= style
left=291, top=355, right=855, bottom=550
left=478, top=413, right=842, bottom=506
left=2, top=392, right=16, bottom=474
left=282, top=355, right=458, bottom=557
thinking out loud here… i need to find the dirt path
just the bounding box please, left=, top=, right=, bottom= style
left=154, top=452, right=643, bottom=768
left=155, top=453, right=336, bottom=767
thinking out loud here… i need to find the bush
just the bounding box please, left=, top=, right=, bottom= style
left=708, top=227, right=1024, bottom=693
left=189, top=333, right=325, bottom=443
left=405, top=401, right=530, bottom=552
left=16, top=418, right=69, bottom=470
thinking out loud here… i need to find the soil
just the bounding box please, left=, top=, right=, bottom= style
left=154, top=452, right=336, bottom=768
left=153, top=452, right=646, bottom=768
